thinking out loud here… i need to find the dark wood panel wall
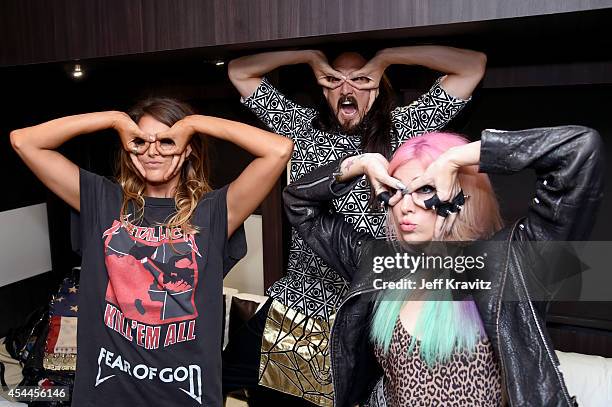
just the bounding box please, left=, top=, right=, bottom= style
left=2, top=0, right=612, bottom=66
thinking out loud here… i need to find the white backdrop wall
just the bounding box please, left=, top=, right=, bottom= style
left=0, top=203, right=52, bottom=287
left=223, top=214, right=264, bottom=295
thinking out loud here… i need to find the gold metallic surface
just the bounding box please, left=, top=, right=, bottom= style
left=43, top=353, right=76, bottom=370
left=259, top=300, right=335, bottom=407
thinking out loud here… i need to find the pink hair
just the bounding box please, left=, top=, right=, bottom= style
left=388, top=132, right=503, bottom=241
left=389, top=132, right=469, bottom=174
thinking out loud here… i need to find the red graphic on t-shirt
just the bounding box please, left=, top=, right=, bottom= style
left=102, top=220, right=201, bottom=324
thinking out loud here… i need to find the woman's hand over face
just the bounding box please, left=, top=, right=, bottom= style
left=154, top=118, right=195, bottom=156
left=407, top=152, right=463, bottom=239
left=112, top=112, right=153, bottom=178
left=113, top=112, right=153, bottom=153
left=361, top=153, right=406, bottom=198
left=154, top=118, right=195, bottom=181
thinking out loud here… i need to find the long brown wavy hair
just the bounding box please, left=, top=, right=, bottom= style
left=117, top=97, right=212, bottom=234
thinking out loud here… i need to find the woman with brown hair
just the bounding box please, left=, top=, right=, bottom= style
left=10, top=97, right=293, bottom=406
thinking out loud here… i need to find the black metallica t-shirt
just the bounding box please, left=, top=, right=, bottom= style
left=71, top=169, right=246, bottom=407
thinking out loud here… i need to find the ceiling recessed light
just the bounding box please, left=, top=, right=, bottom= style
left=72, top=63, right=84, bottom=79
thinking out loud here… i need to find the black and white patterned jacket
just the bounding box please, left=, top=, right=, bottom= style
left=242, top=77, right=469, bottom=319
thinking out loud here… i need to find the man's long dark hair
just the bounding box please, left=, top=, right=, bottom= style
left=311, top=75, right=397, bottom=159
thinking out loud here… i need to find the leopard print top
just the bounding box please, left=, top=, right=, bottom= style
left=373, top=319, right=503, bottom=406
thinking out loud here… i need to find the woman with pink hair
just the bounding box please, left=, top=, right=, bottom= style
left=283, top=126, right=603, bottom=406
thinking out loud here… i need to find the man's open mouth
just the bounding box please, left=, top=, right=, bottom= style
left=338, top=96, right=358, bottom=116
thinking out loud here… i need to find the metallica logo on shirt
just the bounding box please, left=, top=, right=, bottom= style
left=102, top=219, right=201, bottom=348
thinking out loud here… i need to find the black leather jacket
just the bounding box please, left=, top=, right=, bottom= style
left=283, top=126, right=604, bottom=407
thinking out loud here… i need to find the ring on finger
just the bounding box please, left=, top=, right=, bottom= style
left=428, top=190, right=466, bottom=218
